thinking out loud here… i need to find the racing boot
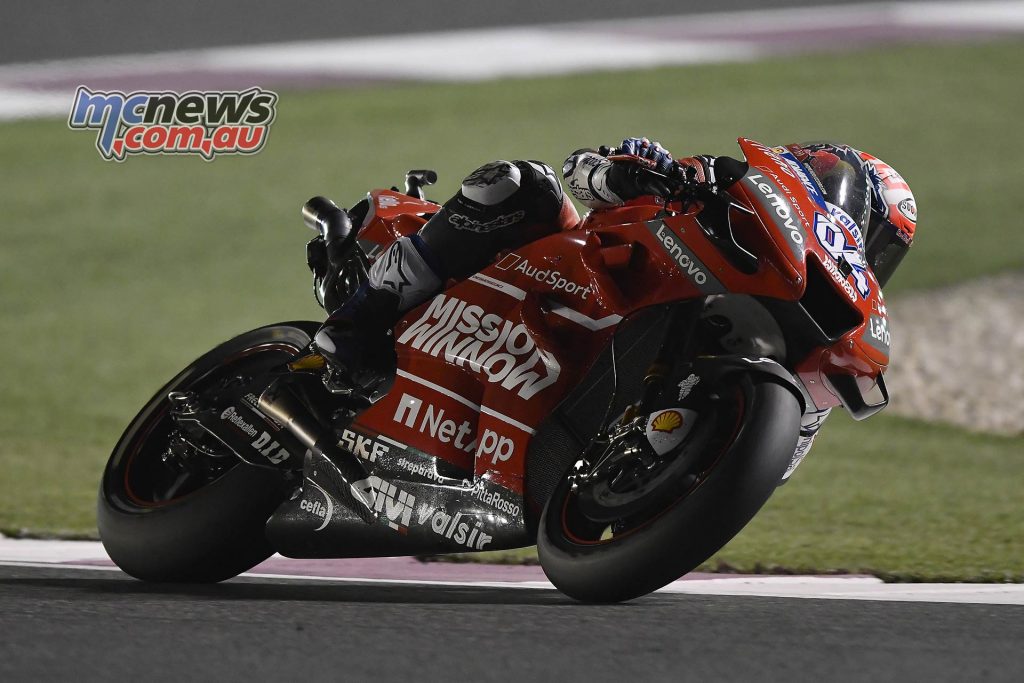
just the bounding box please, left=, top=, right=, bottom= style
left=780, top=407, right=832, bottom=483
left=313, top=234, right=444, bottom=400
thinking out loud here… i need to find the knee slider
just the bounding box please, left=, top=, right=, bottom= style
left=461, top=160, right=521, bottom=206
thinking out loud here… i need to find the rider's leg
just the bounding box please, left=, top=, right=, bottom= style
left=416, top=159, right=575, bottom=277
left=314, top=159, right=576, bottom=387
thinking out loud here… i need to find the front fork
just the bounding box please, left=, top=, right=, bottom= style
left=574, top=300, right=706, bottom=485
left=621, top=299, right=705, bottom=425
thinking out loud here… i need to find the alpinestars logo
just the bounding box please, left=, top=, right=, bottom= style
left=449, top=210, right=525, bottom=234
left=464, top=161, right=513, bottom=187
left=68, top=86, right=277, bottom=161
left=377, top=241, right=412, bottom=293
left=397, top=294, right=560, bottom=399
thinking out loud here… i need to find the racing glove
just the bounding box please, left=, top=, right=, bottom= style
left=564, top=138, right=677, bottom=208
left=618, top=136, right=675, bottom=173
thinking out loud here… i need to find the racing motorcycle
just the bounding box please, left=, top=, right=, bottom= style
left=98, top=138, right=893, bottom=602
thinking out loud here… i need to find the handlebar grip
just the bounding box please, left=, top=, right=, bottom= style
left=407, top=169, right=437, bottom=185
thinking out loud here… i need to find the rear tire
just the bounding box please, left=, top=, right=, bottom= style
left=97, top=322, right=319, bottom=583
left=537, top=374, right=800, bottom=603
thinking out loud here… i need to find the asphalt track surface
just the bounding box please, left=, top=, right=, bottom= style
left=3, top=565, right=1023, bottom=682
left=0, top=0, right=942, bottom=64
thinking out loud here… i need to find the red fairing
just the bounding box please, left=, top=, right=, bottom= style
left=352, top=139, right=891, bottom=493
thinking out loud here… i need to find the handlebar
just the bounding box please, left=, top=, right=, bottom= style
left=405, top=169, right=437, bottom=200
left=302, top=196, right=355, bottom=268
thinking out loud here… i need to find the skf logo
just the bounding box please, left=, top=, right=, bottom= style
left=68, top=86, right=277, bottom=161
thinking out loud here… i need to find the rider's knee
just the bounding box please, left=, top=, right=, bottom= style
left=458, top=159, right=564, bottom=219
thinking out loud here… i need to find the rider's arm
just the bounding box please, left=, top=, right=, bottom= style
left=562, top=138, right=728, bottom=209
left=561, top=149, right=625, bottom=209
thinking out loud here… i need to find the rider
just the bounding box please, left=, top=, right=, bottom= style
left=313, top=137, right=917, bottom=479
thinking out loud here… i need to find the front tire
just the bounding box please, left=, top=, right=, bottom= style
left=537, top=374, right=800, bottom=602
left=97, top=322, right=319, bottom=583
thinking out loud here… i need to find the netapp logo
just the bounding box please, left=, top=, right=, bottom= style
left=393, top=393, right=476, bottom=453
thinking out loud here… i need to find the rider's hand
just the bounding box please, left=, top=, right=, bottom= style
left=605, top=137, right=679, bottom=199
left=619, top=137, right=675, bottom=173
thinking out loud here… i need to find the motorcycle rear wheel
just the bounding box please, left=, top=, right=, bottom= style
left=537, top=372, right=800, bottom=603
left=97, top=322, right=318, bottom=583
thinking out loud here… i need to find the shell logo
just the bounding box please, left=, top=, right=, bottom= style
left=650, top=410, right=684, bottom=433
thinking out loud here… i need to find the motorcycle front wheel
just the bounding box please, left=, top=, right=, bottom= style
left=537, top=371, right=800, bottom=603
left=97, top=322, right=319, bottom=583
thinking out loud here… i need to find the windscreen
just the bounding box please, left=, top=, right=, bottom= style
left=788, top=142, right=872, bottom=239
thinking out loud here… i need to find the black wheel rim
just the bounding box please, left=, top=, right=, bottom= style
left=110, top=342, right=301, bottom=511
left=559, top=386, right=747, bottom=546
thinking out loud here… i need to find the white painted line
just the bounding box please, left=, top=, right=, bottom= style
left=0, top=88, right=74, bottom=121
left=0, top=537, right=110, bottom=563
left=0, top=560, right=548, bottom=589
left=4, top=558, right=1024, bottom=605
left=656, top=576, right=1024, bottom=606
left=4, top=1, right=1023, bottom=121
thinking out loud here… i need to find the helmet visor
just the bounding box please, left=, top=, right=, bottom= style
left=792, top=142, right=872, bottom=238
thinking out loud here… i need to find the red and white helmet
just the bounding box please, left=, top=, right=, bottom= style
left=784, top=142, right=917, bottom=286
left=858, top=151, right=917, bottom=286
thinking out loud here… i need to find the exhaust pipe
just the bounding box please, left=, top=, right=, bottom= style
left=258, top=379, right=376, bottom=521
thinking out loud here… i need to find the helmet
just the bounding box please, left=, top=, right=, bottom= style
left=858, top=151, right=917, bottom=287
left=783, top=142, right=916, bottom=287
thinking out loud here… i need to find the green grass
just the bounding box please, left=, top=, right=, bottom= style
left=1, top=40, right=1022, bottom=578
